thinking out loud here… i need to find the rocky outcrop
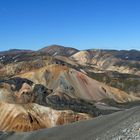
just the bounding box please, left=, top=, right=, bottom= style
left=0, top=77, right=92, bottom=132
left=0, top=77, right=102, bottom=116
left=0, top=102, right=91, bottom=132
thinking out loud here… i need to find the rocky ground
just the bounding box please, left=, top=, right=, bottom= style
left=0, top=106, right=140, bottom=140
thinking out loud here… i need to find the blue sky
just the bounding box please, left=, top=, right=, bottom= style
left=0, top=0, right=140, bottom=51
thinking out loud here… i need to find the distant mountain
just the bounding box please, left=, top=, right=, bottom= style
left=72, top=49, right=140, bottom=75
left=0, top=49, right=34, bottom=64
left=0, top=49, right=33, bottom=55
left=39, top=45, right=79, bottom=56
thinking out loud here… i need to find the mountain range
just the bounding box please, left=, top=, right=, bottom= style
left=0, top=45, right=140, bottom=139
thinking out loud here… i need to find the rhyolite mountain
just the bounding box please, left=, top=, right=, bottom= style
left=0, top=45, right=140, bottom=133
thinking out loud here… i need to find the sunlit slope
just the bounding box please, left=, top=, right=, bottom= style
left=18, top=64, right=139, bottom=103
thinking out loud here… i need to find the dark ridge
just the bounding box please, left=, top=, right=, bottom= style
left=33, top=84, right=53, bottom=105
left=86, top=70, right=140, bottom=94
left=1, top=77, right=33, bottom=91
left=28, top=113, right=34, bottom=123
left=0, top=49, right=33, bottom=55
left=46, top=94, right=106, bottom=117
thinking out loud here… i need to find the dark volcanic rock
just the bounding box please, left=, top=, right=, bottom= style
left=1, top=77, right=33, bottom=91
left=33, top=84, right=53, bottom=105
left=46, top=92, right=103, bottom=117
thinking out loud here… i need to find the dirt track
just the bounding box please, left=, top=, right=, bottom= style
left=1, top=106, right=140, bottom=140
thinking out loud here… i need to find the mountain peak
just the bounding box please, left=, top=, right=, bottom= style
left=39, top=44, right=79, bottom=56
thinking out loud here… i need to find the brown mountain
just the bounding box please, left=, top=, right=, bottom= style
left=39, top=45, right=79, bottom=56
left=0, top=45, right=140, bottom=134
